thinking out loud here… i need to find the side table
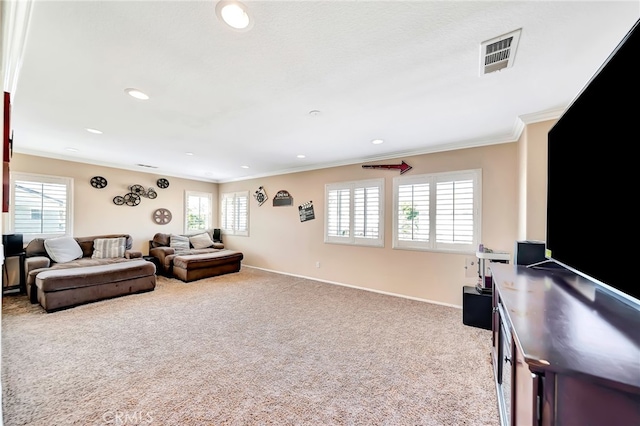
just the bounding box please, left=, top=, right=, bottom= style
left=462, top=285, right=492, bottom=330
left=2, top=252, right=26, bottom=295
left=142, top=255, right=160, bottom=274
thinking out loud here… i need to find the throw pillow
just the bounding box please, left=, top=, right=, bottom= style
left=44, top=236, right=83, bottom=263
left=170, top=234, right=190, bottom=252
left=189, top=232, right=214, bottom=249
left=92, top=237, right=126, bottom=259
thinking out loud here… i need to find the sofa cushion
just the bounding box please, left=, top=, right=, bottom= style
left=44, top=236, right=83, bottom=263
left=189, top=232, right=214, bottom=249
left=170, top=234, right=190, bottom=251
left=92, top=237, right=126, bottom=259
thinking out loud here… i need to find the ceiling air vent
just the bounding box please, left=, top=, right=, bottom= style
left=480, top=28, right=521, bottom=75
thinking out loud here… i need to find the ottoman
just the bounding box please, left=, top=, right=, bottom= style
left=36, top=260, right=156, bottom=312
left=172, top=250, right=244, bottom=282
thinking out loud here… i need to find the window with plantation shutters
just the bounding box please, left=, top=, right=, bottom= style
left=325, top=178, right=384, bottom=247
left=220, top=191, right=249, bottom=236
left=185, top=191, right=212, bottom=233
left=393, top=169, right=481, bottom=252
left=10, top=172, right=73, bottom=241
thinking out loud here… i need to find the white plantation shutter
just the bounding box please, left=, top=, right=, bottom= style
left=435, top=179, right=474, bottom=245
left=397, top=183, right=429, bottom=242
left=327, top=188, right=350, bottom=238
left=11, top=173, right=73, bottom=239
left=393, top=170, right=480, bottom=252
left=221, top=191, right=249, bottom=236
left=325, top=179, right=384, bottom=246
left=354, top=186, right=380, bottom=238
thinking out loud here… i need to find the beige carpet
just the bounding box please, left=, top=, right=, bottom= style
left=2, top=267, right=499, bottom=426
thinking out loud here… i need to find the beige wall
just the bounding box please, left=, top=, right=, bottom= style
left=7, top=139, right=529, bottom=307
left=517, top=119, right=556, bottom=241
left=220, top=143, right=519, bottom=307
left=7, top=154, right=218, bottom=254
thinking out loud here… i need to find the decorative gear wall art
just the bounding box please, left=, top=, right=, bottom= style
left=113, top=184, right=158, bottom=206
left=156, top=178, right=170, bottom=189
left=153, top=208, right=172, bottom=224
left=90, top=176, right=108, bottom=189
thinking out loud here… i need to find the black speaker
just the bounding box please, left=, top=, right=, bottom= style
left=514, top=240, right=546, bottom=266
left=2, top=234, right=24, bottom=256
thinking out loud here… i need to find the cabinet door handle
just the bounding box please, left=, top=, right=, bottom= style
left=504, top=356, right=512, bottom=364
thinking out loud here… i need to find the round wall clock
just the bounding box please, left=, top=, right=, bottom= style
left=157, top=178, right=170, bottom=189
left=90, top=176, right=108, bottom=189
left=153, top=208, right=172, bottom=224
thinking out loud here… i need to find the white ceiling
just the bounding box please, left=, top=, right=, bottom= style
left=7, top=1, right=640, bottom=183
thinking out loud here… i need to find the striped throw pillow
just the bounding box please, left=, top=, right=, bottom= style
left=92, top=237, right=126, bottom=259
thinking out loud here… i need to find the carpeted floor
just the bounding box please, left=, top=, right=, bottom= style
left=1, top=267, right=499, bottom=426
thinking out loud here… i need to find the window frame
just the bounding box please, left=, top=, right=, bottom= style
left=220, top=191, right=249, bottom=237
left=324, top=178, right=385, bottom=247
left=392, top=169, right=481, bottom=253
left=184, top=191, right=213, bottom=234
left=10, top=172, right=74, bottom=243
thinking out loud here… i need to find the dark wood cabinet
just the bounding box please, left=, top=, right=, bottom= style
left=490, top=263, right=640, bottom=426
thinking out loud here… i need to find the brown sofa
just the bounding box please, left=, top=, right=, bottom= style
left=149, top=230, right=243, bottom=282
left=24, top=234, right=156, bottom=312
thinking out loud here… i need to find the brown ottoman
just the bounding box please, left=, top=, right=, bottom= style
left=36, top=260, right=156, bottom=312
left=172, top=250, right=243, bottom=282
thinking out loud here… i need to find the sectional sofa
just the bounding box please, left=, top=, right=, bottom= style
left=24, top=234, right=156, bottom=312
left=148, top=230, right=243, bottom=282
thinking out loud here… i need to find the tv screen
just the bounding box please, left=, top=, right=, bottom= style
left=546, top=18, right=640, bottom=305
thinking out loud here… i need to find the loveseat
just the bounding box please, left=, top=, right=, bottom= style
left=149, top=230, right=243, bottom=282
left=24, top=234, right=156, bottom=312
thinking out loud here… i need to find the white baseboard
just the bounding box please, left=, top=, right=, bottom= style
left=242, top=264, right=462, bottom=310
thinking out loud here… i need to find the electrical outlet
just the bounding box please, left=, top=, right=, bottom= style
left=465, top=257, right=477, bottom=278
left=316, top=261, right=321, bottom=268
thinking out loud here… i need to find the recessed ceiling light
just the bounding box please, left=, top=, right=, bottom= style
left=371, top=139, right=384, bottom=145
left=308, top=110, right=321, bottom=117
left=241, top=165, right=250, bottom=169
left=125, top=88, right=149, bottom=100
left=65, top=147, right=79, bottom=152
left=297, top=154, right=306, bottom=159
left=185, top=152, right=194, bottom=156
left=216, top=1, right=254, bottom=31
left=86, top=128, right=102, bottom=134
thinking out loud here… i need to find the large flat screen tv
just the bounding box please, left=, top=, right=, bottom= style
left=546, top=18, right=640, bottom=306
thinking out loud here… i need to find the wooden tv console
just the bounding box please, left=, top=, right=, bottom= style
left=489, top=263, right=640, bottom=426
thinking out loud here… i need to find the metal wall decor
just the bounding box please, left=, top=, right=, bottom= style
left=298, top=201, right=315, bottom=222
left=254, top=186, right=268, bottom=206
left=113, top=184, right=157, bottom=206
left=153, top=208, right=172, bottom=224
left=156, top=178, right=170, bottom=189
left=90, top=176, right=108, bottom=188
left=273, top=189, right=293, bottom=206
left=362, top=160, right=412, bottom=174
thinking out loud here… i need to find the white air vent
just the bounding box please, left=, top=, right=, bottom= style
left=480, top=28, right=521, bottom=75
